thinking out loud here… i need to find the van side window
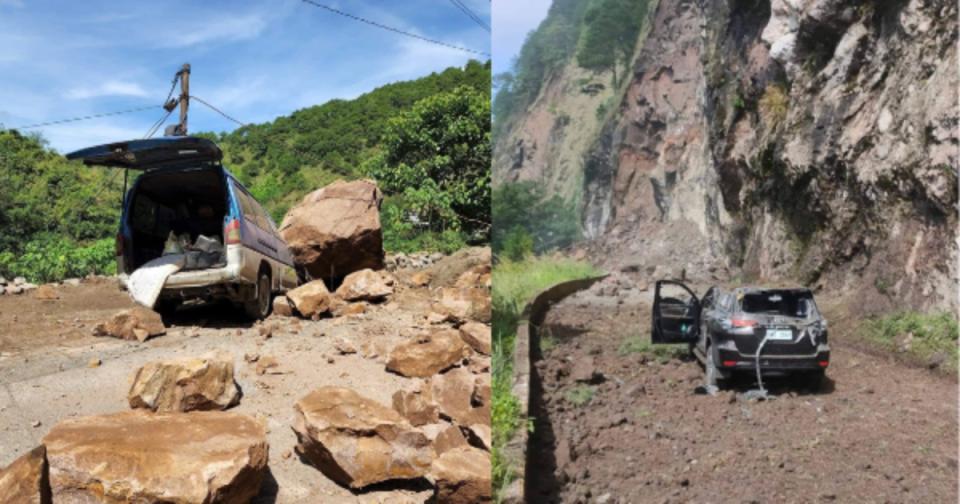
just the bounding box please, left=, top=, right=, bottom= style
left=234, top=183, right=275, bottom=233
left=234, top=185, right=257, bottom=224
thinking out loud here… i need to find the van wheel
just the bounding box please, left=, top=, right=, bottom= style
left=244, top=271, right=271, bottom=320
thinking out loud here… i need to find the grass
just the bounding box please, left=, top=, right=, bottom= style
left=491, top=256, right=602, bottom=499
left=861, top=311, right=958, bottom=372
left=618, top=334, right=689, bottom=363
left=564, top=384, right=595, bottom=406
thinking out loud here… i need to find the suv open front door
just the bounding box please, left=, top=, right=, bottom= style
left=652, top=280, right=700, bottom=344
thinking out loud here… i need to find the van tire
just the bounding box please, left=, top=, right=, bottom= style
left=243, top=270, right=272, bottom=320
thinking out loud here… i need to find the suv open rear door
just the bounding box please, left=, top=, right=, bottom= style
left=65, top=136, right=222, bottom=170
left=652, top=280, right=700, bottom=344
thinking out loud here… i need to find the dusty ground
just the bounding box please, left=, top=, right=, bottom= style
left=0, top=262, right=481, bottom=503
left=527, top=275, right=958, bottom=504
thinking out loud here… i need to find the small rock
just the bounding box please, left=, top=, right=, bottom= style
left=334, top=337, right=357, bottom=355
left=287, top=280, right=333, bottom=317
left=430, top=446, right=492, bottom=503
left=335, top=268, right=394, bottom=301
left=255, top=356, right=281, bottom=375
left=272, top=295, right=295, bottom=317
left=33, top=284, right=59, bottom=301
left=127, top=351, right=240, bottom=412
left=87, top=358, right=101, bottom=368
left=93, top=307, right=165, bottom=342
left=31, top=420, right=41, bottom=428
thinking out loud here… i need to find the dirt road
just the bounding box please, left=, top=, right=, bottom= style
left=526, top=275, right=958, bottom=503
left=0, top=253, right=487, bottom=503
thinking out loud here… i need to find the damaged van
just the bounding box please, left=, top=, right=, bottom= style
left=652, top=281, right=830, bottom=389
left=67, top=137, right=297, bottom=319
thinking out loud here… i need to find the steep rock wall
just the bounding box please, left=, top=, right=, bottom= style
left=496, top=0, right=958, bottom=312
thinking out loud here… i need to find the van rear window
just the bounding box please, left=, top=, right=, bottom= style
left=740, top=291, right=814, bottom=318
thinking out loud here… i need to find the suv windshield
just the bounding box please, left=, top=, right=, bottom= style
left=740, top=290, right=815, bottom=318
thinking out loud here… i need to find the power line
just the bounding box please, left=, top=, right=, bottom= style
left=448, top=0, right=490, bottom=32
left=299, top=0, right=489, bottom=57
left=10, top=105, right=161, bottom=131
left=190, top=95, right=247, bottom=127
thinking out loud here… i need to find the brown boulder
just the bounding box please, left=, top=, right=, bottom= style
left=272, top=295, right=294, bottom=317
left=93, top=307, right=165, bottom=342
left=454, top=263, right=492, bottom=289
left=392, top=384, right=439, bottom=426
left=386, top=329, right=469, bottom=378
left=0, top=446, right=50, bottom=504
left=430, top=367, right=486, bottom=426
left=43, top=410, right=268, bottom=503
left=333, top=301, right=367, bottom=317
left=287, top=280, right=332, bottom=317
left=127, top=352, right=240, bottom=412
left=430, top=446, right=492, bottom=504
left=459, top=322, right=491, bottom=355
left=434, top=287, right=491, bottom=323
left=421, top=423, right=469, bottom=456
left=336, top=269, right=394, bottom=301
left=279, top=179, right=384, bottom=280
left=292, top=386, right=434, bottom=489
left=409, top=271, right=432, bottom=287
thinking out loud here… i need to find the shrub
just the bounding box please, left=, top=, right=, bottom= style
left=862, top=311, right=958, bottom=371
left=501, top=227, right=534, bottom=262
left=759, top=84, right=789, bottom=128
left=0, top=236, right=116, bottom=283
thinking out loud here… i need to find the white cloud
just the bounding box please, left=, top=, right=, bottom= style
left=157, top=14, right=269, bottom=48
left=65, top=80, right=149, bottom=100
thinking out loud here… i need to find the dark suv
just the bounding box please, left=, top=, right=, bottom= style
left=652, top=280, right=830, bottom=388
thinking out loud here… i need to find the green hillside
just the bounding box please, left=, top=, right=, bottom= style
left=0, top=60, right=491, bottom=282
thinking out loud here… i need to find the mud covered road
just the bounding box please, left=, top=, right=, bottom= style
left=527, top=275, right=958, bottom=503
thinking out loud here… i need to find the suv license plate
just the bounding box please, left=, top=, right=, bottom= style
left=767, top=329, right=793, bottom=341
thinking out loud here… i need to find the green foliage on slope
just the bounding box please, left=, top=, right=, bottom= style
left=0, top=61, right=491, bottom=281
left=210, top=60, right=491, bottom=224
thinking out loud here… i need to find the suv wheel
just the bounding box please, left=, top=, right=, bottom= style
left=704, top=341, right=731, bottom=390
left=244, top=271, right=272, bottom=320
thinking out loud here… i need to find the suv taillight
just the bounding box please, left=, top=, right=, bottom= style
left=115, top=233, right=124, bottom=257
left=225, top=218, right=241, bottom=245
left=731, top=318, right=758, bottom=328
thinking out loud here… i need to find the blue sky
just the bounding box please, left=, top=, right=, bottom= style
left=0, top=0, right=490, bottom=153
left=491, top=0, right=551, bottom=77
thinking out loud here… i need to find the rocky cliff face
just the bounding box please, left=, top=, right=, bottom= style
left=495, top=0, right=958, bottom=311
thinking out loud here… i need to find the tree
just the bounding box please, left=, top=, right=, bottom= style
left=576, top=0, right=649, bottom=86
left=366, top=85, right=491, bottom=241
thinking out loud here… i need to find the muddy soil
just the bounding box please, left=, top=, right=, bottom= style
left=527, top=276, right=958, bottom=503
left=0, top=253, right=486, bottom=503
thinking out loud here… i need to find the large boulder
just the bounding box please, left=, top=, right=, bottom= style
left=335, top=269, right=394, bottom=302
left=280, top=179, right=384, bottom=280
left=43, top=410, right=268, bottom=503
left=93, top=307, right=165, bottom=342
left=292, top=387, right=434, bottom=489
left=127, top=352, right=240, bottom=412
left=386, top=329, right=469, bottom=378
left=430, top=446, right=492, bottom=504
left=286, top=280, right=332, bottom=317
left=0, top=446, right=50, bottom=504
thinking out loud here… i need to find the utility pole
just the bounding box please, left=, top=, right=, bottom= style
left=164, top=63, right=190, bottom=136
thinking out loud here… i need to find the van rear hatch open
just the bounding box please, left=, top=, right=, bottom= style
left=66, top=136, right=222, bottom=170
